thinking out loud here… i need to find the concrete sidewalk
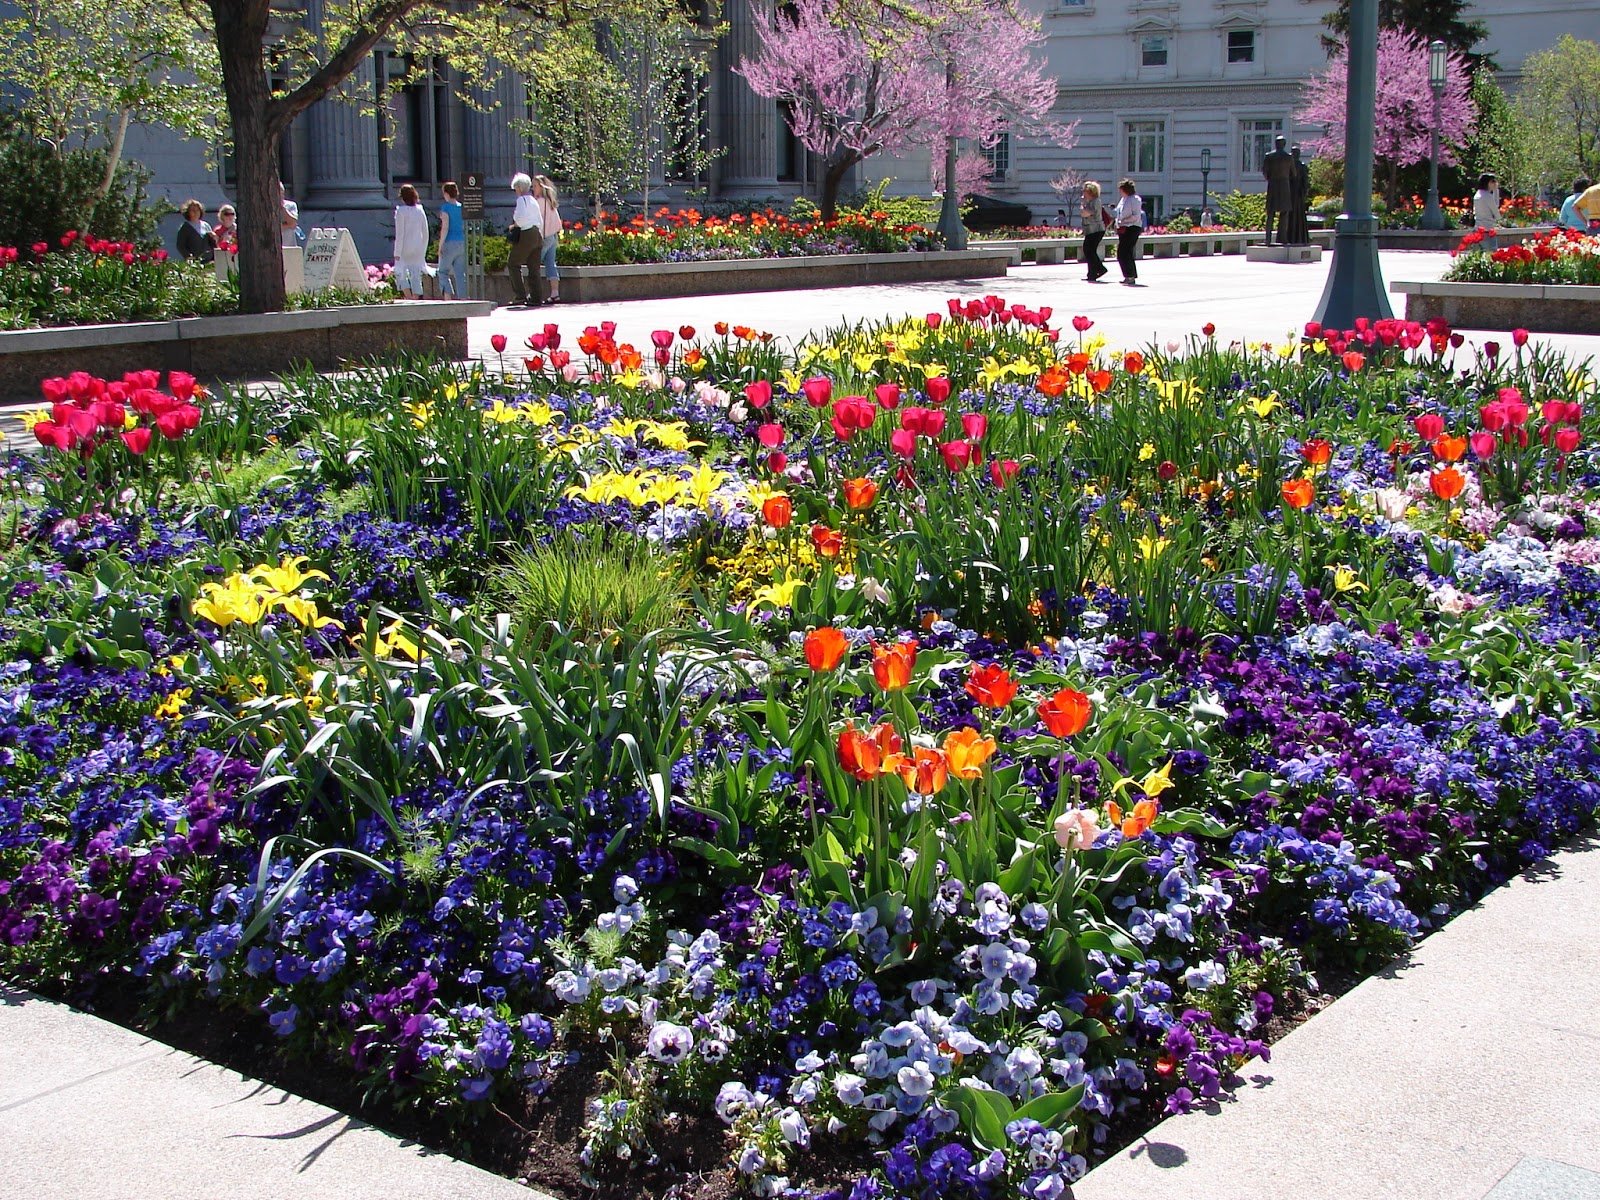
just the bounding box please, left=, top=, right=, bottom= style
left=0, top=986, right=542, bottom=1200
left=1073, top=836, right=1600, bottom=1200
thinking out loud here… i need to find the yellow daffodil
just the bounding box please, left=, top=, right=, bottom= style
left=750, top=578, right=804, bottom=609
left=638, top=420, right=703, bottom=452
left=1331, top=565, right=1368, bottom=593
left=372, top=619, right=422, bottom=662
left=1245, top=393, right=1281, bottom=418
left=251, top=556, right=329, bottom=596
left=18, top=409, right=49, bottom=431
left=852, top=351, right=879, bottom=373
left=684, top=463, right=727, bottom=509
left=1135, top=534, right=1170, bottom=560
left=192, top=577, right=271, bottom=627
left=277, top=595, right=343, bottom=629
left=406, top=401, right=433, bottom=427
left=1114, top=757, right=1176, bottom=800
left=1138, top=442, right=1157, bottom=461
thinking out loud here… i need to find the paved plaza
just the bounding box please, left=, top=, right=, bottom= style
left=469, top=250, right=1600, bottom=363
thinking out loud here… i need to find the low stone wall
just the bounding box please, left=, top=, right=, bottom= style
left=0, top=302, right=492, bottom=401
left=464, top=250, right=1012, bottom=306
left=975, top=229, right=1334, bottom=265
left=1390, top=280, right=1600, bottom=335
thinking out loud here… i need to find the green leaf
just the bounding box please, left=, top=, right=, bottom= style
left=1015, top=1084, right=1086, bottom=1129
left=945, top=1083, right=1014, bottom=1151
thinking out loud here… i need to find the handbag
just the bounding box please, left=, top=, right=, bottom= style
left=1101, top=205, right=1112, bottom=227
left=507, top=223, right=522, bottom=244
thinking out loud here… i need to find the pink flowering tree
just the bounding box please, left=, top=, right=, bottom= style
left=931, top=148, right=994, bottom=201
left=1298, top=26, right=1472, bottom=208
left=738, top=0, right=1074, bottom=221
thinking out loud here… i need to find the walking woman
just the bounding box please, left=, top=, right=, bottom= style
left=533, top=175, right=563, bottom=303
left=1113, top=178, right=1144, bottom=286
left=436, top=181, right=465, bottom=298
left=506, top=173, right=545, bottom=307
left=392, top=183, right=429, bottom=299
left=1080, top=180, right=1108, bottom=282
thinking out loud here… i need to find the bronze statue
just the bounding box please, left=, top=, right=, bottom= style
left=1280, top=145, right=1311, bottom=246
left=1262, top=135, right=1297, bottom=245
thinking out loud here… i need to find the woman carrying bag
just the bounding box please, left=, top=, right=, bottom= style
left=506, top=173, right=545, bottom=307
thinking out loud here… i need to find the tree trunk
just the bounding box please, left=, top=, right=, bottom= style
left=210, top=0, right=285, bottom=314
left=818, top=153, right=858, bottom=223
left=94, top=107, right=134, bottom=205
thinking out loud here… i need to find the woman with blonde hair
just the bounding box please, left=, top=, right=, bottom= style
left=1079, top=181, right=1109, bottom=283
left=533, top=175, right=563, bottom=302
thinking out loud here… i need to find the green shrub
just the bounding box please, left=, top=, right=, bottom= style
left=0, top=109, right=166, bottom=249
left=838, top=178, right=941, bottom=230
left=492, top=534, right=689, bottom=642
left=1164, top=211, right=1195, bottom=234
left=1216, top=190, right=1268, bottom=231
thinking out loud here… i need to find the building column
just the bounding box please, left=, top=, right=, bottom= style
left=717, top=0, right=779, bottom=198
left=302, top=1, right=388, bottom=209
left=464, top=69, right=528, bottom=202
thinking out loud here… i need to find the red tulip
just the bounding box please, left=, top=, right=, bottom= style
left=940, top=441, right=979, bottom=472
left=1299, top=438, right=1332, bottom=466
left=1281, top=478, right=1315, bottom=509
left=925, top=313, right=942, bottom=329
left=1072, top=315, right=1093, bottom=332
left=1483, top=341, right=1500, bottom=361
left=155, top=410, right=185, bottom=439
left=989, top=458, right=1019, bottom=487
left=874, top=383, right=901, bottom=410
left=679, top=325, right=695, bottom=341
left=757, top=423, right=785, bottom=448
left=32, top=420, right=75, bottom=451
left=925, top=377, right=951, bottom=404
left=1038, top=687, right=1092, bottom=737
left=525, top=356, right=545, bottom=372
left=1123, top=351, right=1144, bottom=374
left=490, top=334, right=508, bottom=353
left=1202, top=322, right=1216, bottom=337
left=890, top=428, right=917, bottom=459
left=121, top=427, right=152, bottom=455
left=1479, top=402, right=1507, bottom=432
left=831, top=396, right=876, bottom=438
left=1469, top=431, right=1496, bottom=459
left=1413, top=413, right=1445, bottom=442
left=650, top=329, right=674, bottom=349
left=965, top=663, right=1019, bottom=709
left=801, top=376, right=832, bottom=407
left=744, top=380, right=772, bottom=408
left=1555, top=427, right=1582, bottom=453
left=762, top=495, right=792, bottom=529
left=64, top=408, right=98, bottom=440
left=1156, top=459, right=1178, bottom=481
left=961, top=412, right=987, bottom=441
left=766, top=451, right=787, bottom=473
left=1512, top=328, right=1529, bottom=348
left=40, top=377, right=68, bottom=404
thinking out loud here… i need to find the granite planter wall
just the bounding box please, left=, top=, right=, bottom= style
left=465, top=249, right=1013, bottom=306
left=0, top=301, right=493, bottom=400
left=1390, top=281, right=1600, bottom=335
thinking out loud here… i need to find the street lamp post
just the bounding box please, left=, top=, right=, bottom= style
left=1421, top=39, right=1448, bottom=231
left=1312, top=0, right=1393, bottom=328
left=1200, top=147, right=1212, bottom=221
left=936, top=56, right=968, bottom=251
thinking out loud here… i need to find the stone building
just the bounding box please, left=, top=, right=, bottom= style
left=77, top=0, right=1600, bottom=260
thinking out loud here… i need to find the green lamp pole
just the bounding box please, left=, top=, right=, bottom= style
left=1313, top=0, right=1392, bottom=328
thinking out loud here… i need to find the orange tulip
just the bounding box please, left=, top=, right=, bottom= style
left=1038, top=687, right=1092, bottom=737
left=762, top=495, right=793, bottom=529
left=1066, top=351, right=1091, bottom=376
left=1299, top=438, right=1332, bottom=466
left=1342, top=351, right=1366, bottom=372
left=843, top=477, right=879, bottom=509
left=1037, top=366, right=1070, bottom=397
left=810, top=523, right=845, bottom=557
left=965, top=663, right=1018, bottom=709
left=1431, top=435, right=1467, bottom=463
left=894, top=746, right=949, bottom=795
left=871, top=639, right=918, bottom=691
left=1429, top=466, right=1465, bottom=500
left=1107, top=798, right=1160, bottom=838
left=1281, top=478, right=1315, bottom=510
left=804, top=627, right=849, bottom=672
left=837, top=722, right=883, bottom=780
left=942, top=727, right=996, bottom=780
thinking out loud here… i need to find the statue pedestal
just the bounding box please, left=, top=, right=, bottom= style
left=1247, top=243, right=1323, bottom=264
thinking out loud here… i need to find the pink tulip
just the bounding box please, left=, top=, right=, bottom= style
left=757, top=423, right=785, bottom=448
left=874, top=383, right=900, bottom=410
left=961, top=412, right=987, bottom=440
left=744, top=380, right=772, bottom=408
left=490, top=334, right=508, bottom=353
left=1469, top=431, right=1496, bottom=459
left=801, top=376, right=832, bottom=407
left=121, top=427, right=152, bottom=455
left=890, top=428, right=917, bottom=458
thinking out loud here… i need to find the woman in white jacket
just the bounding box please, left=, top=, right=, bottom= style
left=1472, top=173, right=1500, bottom=252
left=392, top=183, right=430, bottom=299
left=534, top=175, right=563, bottom=303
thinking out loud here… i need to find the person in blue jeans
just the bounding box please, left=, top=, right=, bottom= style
left=436, top=181, right=466, bottom=298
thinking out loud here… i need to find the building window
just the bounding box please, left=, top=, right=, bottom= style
left=1227, top=30, right=1256, bottom=64
left=1140, top=35, right=1168, bottom=67
left=982, top=132, right=1011, bottom=181
left=1143, top=194, right=1165, bottom=224
left=1240, top=118, right=1282, bottom=173
left=1125, top=120, right=1165, bottom=175
left=778, top=100, right=802, bottom=182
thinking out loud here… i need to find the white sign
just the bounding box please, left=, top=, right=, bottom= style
left=216, top=245, right=307, bottom=294
left=301, top=227, right=369, bottom=293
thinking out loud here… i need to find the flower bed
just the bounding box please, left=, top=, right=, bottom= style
left=2, top=306, right=1598, bottom=1200
left=1445, top=227, right=1600, bottom=285
left=537, top=207, right=935, bottom=268
left=0, top=231, right=232, bottom=328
